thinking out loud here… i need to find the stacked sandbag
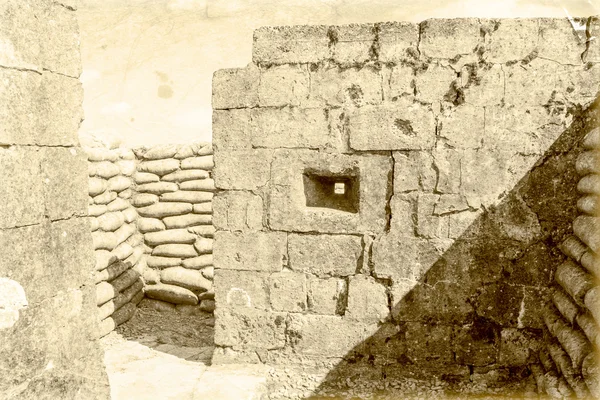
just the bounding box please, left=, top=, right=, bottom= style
left=85, top=144, right=145, bottom=337
left=536, top=127, right=600, bottom=398
left=132, top=142, right=215, bottom=313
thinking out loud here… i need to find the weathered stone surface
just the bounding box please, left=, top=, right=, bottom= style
left=482, top=18, right=539, bottom=63
left=144, top=229, right=196, bottom=246
left=136, top=181, right=179, bottom=195
left=460, top=63, right=505, bottom=106
left=146, top=256, right=181, bottom=269
left=214, top=269, right=269, bottom=310
left=417, top=194, right=450, bottom=239
left=137, top=202, right=192, bottom=218
left=348, top=99, right=436, bottom=150
left=163, top=213, right=212, bottom=229
left=179, top=178, right=215, bottom=191
left=215, top=308, right=287, bottom=350
left=214, top=231, right=286, bottom=272
left=420, top=18, right=480, bottom=58
left=286, top=314, right=378, bottom=357
left=152, top=244, right=198, bottom=259
left=253, top=25, right=330, bottom=64
left=414, top=63, right=458, bottom=104
left=212, top=109, right=253, bottom=150
left=214, top=149, right=272, bottom=190
left=0, top=71, right=83, bottom=146
left=404, top=322, right=455, bottom=364
left=268, top=151, right=391, bottom=233
left=182, top=254, right=213, bottom=269
left=382, top=65, right=415, bottom=101
left=145, top=283, right=198, bottom=305
left=270, top=271, right=307, bottom=312
left=307, top=277, right=344, bottom=315
left=438, top=104, right=484, bottom=148
left=160, top=191, right=213, bottom=203
left=346, top=275, right=389, bottom=322
left=454, top=319, right=499, bottom=366
left=161, top=267, right=212, bottom=292
left=330, top=23, right=375, bottom=64
left=308, top=66, right=382, bottom=107
left=499, top=328, right=539, bottom=367
left=137, top=217, right=165, bottom=233
left=378, top=21, right=419, bottom=63
left=138, top=159, right=180, bottom=176
left=213, top=191, right=263, bottom=231
left=393, top=151, right=436, bottom=193
left=288, top=233, right=361, bottom=277
left=212, top=66, right=259, bottom=109
left=259, top=64, right=309, bottom=107
left=538, top=18, right=586, bottom=65
left=133, top=172, right=160, bottom=184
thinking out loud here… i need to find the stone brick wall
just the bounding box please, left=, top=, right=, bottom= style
left=0, top=0, right=110, bottom=397
left=211, top=16, right=599, bottom=388
left=532, top=117, right=600, bottom=398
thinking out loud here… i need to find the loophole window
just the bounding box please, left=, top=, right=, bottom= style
left=303, top=170, right=359, bottom=213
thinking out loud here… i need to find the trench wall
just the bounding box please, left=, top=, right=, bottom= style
left=0, top=0, right=110, bottom=397
left=210, top=15, right=599, bottom=387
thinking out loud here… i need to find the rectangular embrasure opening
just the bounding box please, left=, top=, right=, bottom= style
left=303, top=169, right=359, bottom=213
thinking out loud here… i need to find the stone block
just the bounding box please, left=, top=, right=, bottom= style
left=160, top=267, right=212, bottom=292
left=389, top=193, right=416, bottom=235
left=346, top=275, right=389, bottom=322
left=212, top=66, right=259, bottom=109
left=213, top=191, right=263, bottom=231
left=438, top=104, right=484, bottom=148
left=307, top=66, right=382, bottom=107
left=214, top=269, right=270, bottom=310
left=214, top=308, right=286, bottom=350
left=307, top=277, right=344, bottom=315
left=454, top=319, right=499, bottom=366
left=268, top=150, right=391, bottom=233
left=502, top=60, right=560, bottom=107
left=258, top=64, right=309, bottom=107
left=475, top=283, right=523, bottom=327
left=0, top=70, right=82, bottom=146
left=288, top=233, right=362, bottom=277
left=460, top=63, right=504, bottom=106
left=212, top=109, right=253, bottom=150
left=213, top=149, right=272, bottom=190
left=348, top=98, right=436, bottom=150
left=414, top=63, right=458, bottom=104
left=145, top=283, right=198, bottom=305
left=331, top=23, right=376, bottom=64
left=378, top=22, right=420, bottom=63
left=160, top=191, right=213, bottom=203
left=393, top=151, right=436, bottom=193
left=162, top=214, right=212, bottom=229
left=420, top=18, right=480, bottom=59
left=252, top=25, right=330, bottom=64
left=538, top=18, right=586, bottom=65
left=404, top=322, right=455, bottom=364
left=482, top=18, right=539, bottom=63
left=382, top=65, right=415, bottom=101
left=214, top=231, right=286, bottom=272
left=417, top=193, right=450, bottom=239
left=269, top=271, right=307, bottom=312
left=286, top=314, right=378, bottom=357
left=499, top=328, right=539, bottom=366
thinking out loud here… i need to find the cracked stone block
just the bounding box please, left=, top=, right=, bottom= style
left=382, top=65, right=415, bottom=101
left=538, top=18, right=587, bottom=65
left=346, top=274, right=389, bottom=323
left=499, top=328, right=540, bottom=366
left=288, top=233, right=361, bottom=277
left=460, top=63, right=504, bottom=107
left=420, top=19, right=481, bottom=59
left=214, top=269, right=269, bottom=310
left=454, top=320, right=499, bottom=366
left=438, top=104, right=484, bottom=149
left=585, top=17, right=600, bottom=62
left=405, top=322, right=456, bottom=364
left=414, top=63, right=458, bottom=104
left=488, top=193, right=542, bottom=244
left=393, top=151, right=436, bottom=193
left=389, top=193, right=416, bottom=235
left=482, top=18, right=539, bottom=64
left=214, top=231, right=286, bottom=272
left=268, top=150, right=391, bottom=234
left=286, top=314, right=378, bottom=357
left=0, top=70, right=83, bottom=146
left=417, top=193, right=450, bottom=239
left=348, top=98, right=436, bottom=151
left=331, top=23, right=376, bottom=64
left=214, top=308, right=287, bottom=350
left=378, top=22, right=420, bottom=63
left=555, top=63, right=600, bottom=108
left=269, top=271, right=307, bottom=312
left=432, top=147, right=461, bottom=194
left=0, top=146, right=45, bottom=228
left=253, top=25, right=330, bottom=64
left=213, top=149, right=272, bottom=191
left=476, top=283, right=523, bottom=327
left=212, top=109, right=253, bottom=150
left=503, top=59, right=560, bottom=106
left=307, top=65, right=382, bottom=107
left=212, top=66, right=259, bottom=109
left=0, top=0, right=81, bottom=77
left=258, top=64, right=309, bottom=107
left=213, top=191, right=263, bottom=231
left=372, top=232, right=443, bottom=283
left=307, top=277, right=344, bottom=315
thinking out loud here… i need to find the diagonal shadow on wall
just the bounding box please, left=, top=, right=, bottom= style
left=303, top=96, right=599, bottom=398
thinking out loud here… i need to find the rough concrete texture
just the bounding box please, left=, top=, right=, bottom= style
left=0, top=1, right=110, bottom=397
left=213, top=16, right=600, bottom=397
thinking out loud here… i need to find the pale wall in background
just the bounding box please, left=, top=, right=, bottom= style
left=77, top=0, right=597, bottom=147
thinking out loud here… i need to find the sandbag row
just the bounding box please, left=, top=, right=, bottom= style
left=85, top=143, right=147, bottom=337
left=537, top=127, right=600, bottom=399
left=132, top=143, right=216, bottom=313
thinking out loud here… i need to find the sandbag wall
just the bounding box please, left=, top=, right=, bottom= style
left=132, top=143, right=216, bottom=313
left=533, top=127, right=600, bottom=398
left=86, top=145, right=145, bottom=337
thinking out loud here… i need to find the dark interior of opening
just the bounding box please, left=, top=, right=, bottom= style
left=303, top=169, right=360, bottom=213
